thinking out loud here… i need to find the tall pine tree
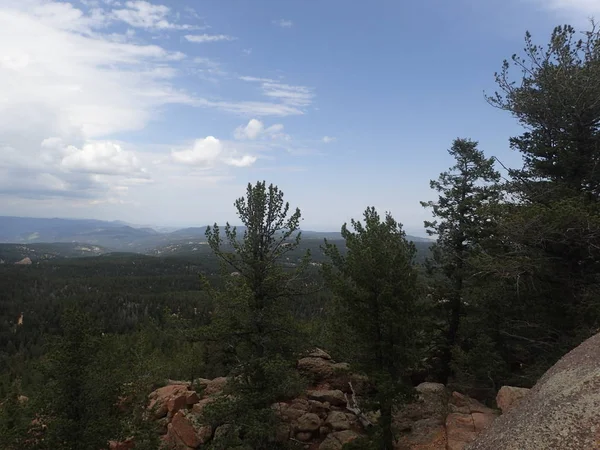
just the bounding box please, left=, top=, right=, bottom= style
left=323, top=207, right=423, bottom=450
left=421, top=138, right=501, bottom=384
left=203, top=181, right=309, bottom=449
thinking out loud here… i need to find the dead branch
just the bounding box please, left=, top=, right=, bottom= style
left=344, top=381, right=373, bottom=429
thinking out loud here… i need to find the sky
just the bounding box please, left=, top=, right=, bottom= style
left=0, top=0, right=598, bottom=235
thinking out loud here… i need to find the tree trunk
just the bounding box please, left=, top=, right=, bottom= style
left=381, top=399, right=394, bottom=450
left=440, top=246, right=464, bottom=385
left=440, top=290, right=461, bottom=385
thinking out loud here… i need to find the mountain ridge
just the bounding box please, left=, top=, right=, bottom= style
left=0, top=216, right=432, bottom=252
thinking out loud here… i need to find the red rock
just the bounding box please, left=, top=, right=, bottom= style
left=191, top=397, right=215, bottom=417
left=170, top=410, right=211, bottom=448
left=148, top=384, right=198, bottom=419
left=471, top=412, right=495, bottom=432
left=108, top=437, right=134, bottom=450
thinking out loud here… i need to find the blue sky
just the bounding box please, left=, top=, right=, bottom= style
left=0, top=0, right=596, bottom=235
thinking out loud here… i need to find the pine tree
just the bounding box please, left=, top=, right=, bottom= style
left=421, top=138, right=501, bottom=384
left=36, top=307, right=125, bottom=450
left=475, top=22, right=600, bottom=385
left=487, top=23, right=600, bottom=203
left=203, top=181, right=309, bottom=449
left=322, top=207, right=423, bottom=450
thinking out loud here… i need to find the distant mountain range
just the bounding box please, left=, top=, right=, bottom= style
left=0, top=216, right=432, bottom=253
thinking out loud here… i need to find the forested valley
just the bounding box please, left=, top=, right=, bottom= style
left=3, top=23, right=600, bottom=450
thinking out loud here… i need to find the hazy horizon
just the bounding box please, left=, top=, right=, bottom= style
left=1, top=0, right=595, bottom=234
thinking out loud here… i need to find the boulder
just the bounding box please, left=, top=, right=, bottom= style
left=308, top=348, right=333, bottom=360
left=446, top=413, right=478, bottom=450
left=298, top=357, right=337, bottom=381
left=203, top=377, right=227, bottom=396
left=325, top=410, right=351, bottom=431
left=272, top=401, right=309, bottom=421
left=169, top=411, right=211, bottom=448
left=319, top=430, right=360, bottom=450
left=395, top=384, right=497, bottom=450
left=108, top=438, right=135, bottom=450
left=495, top=386, right=530, bottom=414
left=15, top=257, right=32, bottom=265
left=296, top=431, right=314, bottom=441
left=307, top=389, right=347, bottom=407
left=394, top=382, right=450, bottom=449
left=467, top=331, right=600, bottom=450
left=449, top=392, right=496, bottom=416
left=309, top=399, right=331, bottom=416
left=148, top=384, right=199, bottom=419
left=191, top=397, right=215, bottom=418
left=446, top=392, right=498, bottom=450
left=397, top=383, right=449, bottom=425
left=296, top=412, right=322, bottom=432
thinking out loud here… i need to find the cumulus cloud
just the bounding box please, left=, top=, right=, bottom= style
left=226, top=155, right=258, bottom=167
left=171, top=136, right=259, bottom=168
left=0, top=0, right=314, bottom=212
left=272, top=19, right=293, bottom=28
left=234, top=119, right=264, bottom=140
left=234, top=119, right=288, bottom=140
left=171, top=136, right=223, bottom=165
left=60, top=141, right=146, bottom=176
left=185, top=34, right=236, bottom=43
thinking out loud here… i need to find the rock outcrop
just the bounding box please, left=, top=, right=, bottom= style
left=467, top=331, right=600, bottom=449
left=127, top=349, right=501, bottom=450
left=395, top=384, right=499, bottom=450
left=495, top=386, right=529, bottom=415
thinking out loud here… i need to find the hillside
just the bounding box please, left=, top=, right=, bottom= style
left=0, top=216, right=433, bottom=256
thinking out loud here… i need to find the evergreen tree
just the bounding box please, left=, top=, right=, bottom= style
left=0, top=381, right=32, bottom=450
left=478, top=23, right=600, bottom=385
left=421, top=138, right=501, bottom=384
left=203, top=181, right=309, bottom=449
left=487, top=23, right=600, bottom=203
left=35, top=307, right=125, bottom=450
left=322, top=207, right=423, bottom=450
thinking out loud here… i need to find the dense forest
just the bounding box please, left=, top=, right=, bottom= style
left=2, top=23, right=600, bottom=449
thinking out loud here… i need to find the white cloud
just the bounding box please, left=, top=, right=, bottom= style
left=0, top=1, right=192, bottom=140
left=226, top=155, right=257, bottom=167
left=234, top=119, right=288, bottom=140
left=0, top=0, right=192, bottom=201
left=532, top=0, right=600, bottom=20
left=239, top=76, right=276, bottom=83
left=272, top=19, right=293, bottom=28
left=112, top=0, right=194, bottom=30
left=0, top=0, right=314, bottom=211
left=322, top=136, right=336, bottom=143
left=262, top=82, right=313, bottom=106
left=185, top=34, right=236, bottom=43
left=195, top=99, right=303, bottom=116
left=238, top=77, right=315, bottom=109
left=171, top=136, right=258, bottom=168
left=60, top=141, right=145, bottom=176
left=171, top=136, right=223, bottom=165
left=234, top=119, right=264, bottom=140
